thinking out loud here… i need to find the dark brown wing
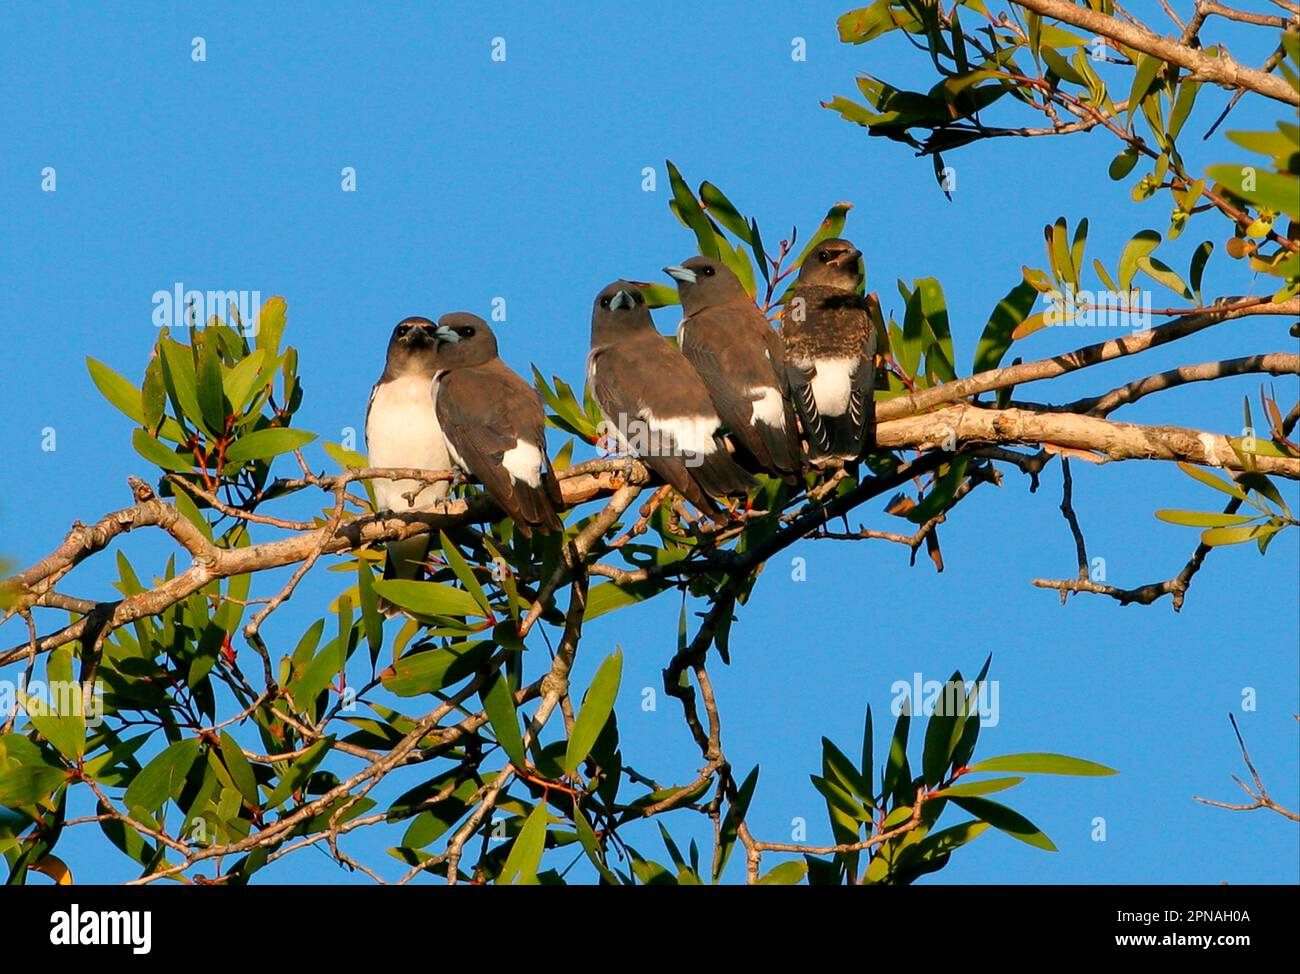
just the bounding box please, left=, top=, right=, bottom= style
left=588, top=343, right=726, bottom=516
left=437, top=366, right=560, bottom=535
left=680, top=309, right=799, bottom=475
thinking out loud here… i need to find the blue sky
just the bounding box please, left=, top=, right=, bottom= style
left=2, top=1, right=1296, bottom=883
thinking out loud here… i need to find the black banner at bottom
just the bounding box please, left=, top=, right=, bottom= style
left=0, top=884, right=1291, bottom=960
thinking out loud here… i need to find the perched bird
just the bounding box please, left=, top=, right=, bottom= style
left=779, top=237, right=877, bottom=463
left=365, top=317, right=451, bottom=604
left=587, top=281, right=754, bottom=518
left=664, top=256, right=801, bottom=479
left=431, top=313, right=563, bottom=537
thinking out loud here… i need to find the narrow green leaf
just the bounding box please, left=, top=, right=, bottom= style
left=86, top=358, right=144, bottom=424
left=224, top=427, right=317, bottom=465
left=499, top=803, right=549, bottom=885
left=131, top=428, right=194, bottom=472
left=481, top=671, right=527, bottom=770
left=952, top=796, right=1056, bottom=850
left=124, top=738, right=201, bottom=814
left=757, top=860, right=808, bottom=885
left=932, top=776, right=1024, bottom=798
left=1155, top=509, right=1259, bottom=528
left=563, top=650, right=623, bottom=773
left=967, top=752, right=1117, bottom=776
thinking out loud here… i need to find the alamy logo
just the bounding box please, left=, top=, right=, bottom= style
left=152, top=283, right=261, bottom=336
left=890, top=673, right=1000, bottom=727
left=1, top=677, right=103, bottom=728
left=1043, top=287, right=1151, bottom=331
left=49, top=905, right=151, bottom=954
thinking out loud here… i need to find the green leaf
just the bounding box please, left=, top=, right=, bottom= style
left=1127, top=54, right=1163, bottom=125
left=910, top=820, right=990, bottom=860
left=132, top=428, right=194, bottom=472
left=1108, top=147, right=1140, bottom=181
left=223, top=349, right=268, bottom=413
left=1168, top=79, right=1200, bottom=141
left=932, top=776, right=1024, bottom=798
left=195, top=337, right=227, bottom=435
left=499, top=803, right=549, bottom=885
left=1041, top=47, right=1085, bottom=85
left=323, top=441, right=369, bottom=470
left=921, top=673, right=962, bottom=786
left=437, top=532, right=492, bottom=618
left=223, top=427, right=317, bottom=465
left=356, top=558, right=384, bottom=663
left=572, top=801, right=620, bottom=884
left=86, top=358, right=144, bottom=424
left=124, top=738, right=201, bottom=814
left=563, top=650, right=623, bottom=774
left=1207, top=165, right=1300, bottom=221
left=822, top=737, right=871, bottom=804
left=583, top=579, right=668, bottom=621
left=951, top=795, right=1056, bottom=850
left=1048, top=218, right=1075, bottom=287
left=159, top=339, right=204, bottom=430
left=1118, top=229, right=1161, bottom=292
left=698, top=181, right=754, bottom=245
left=254, top=297, right=288, bottom=357
left=757, top=860, right=808, bottom=885
left=1136, top=254, right=1192, bottom=299
left=0, top=764, right=66, bottom=808
left=665, top=160, right=720, bottom=259
left=795, top=202, right=853, bottom=268
left=1201, top=522, right=1281, bottom=547
left=967, top=752, right=1117, bottom=776
left=371, top=579, right=484, bottom=619
left=380, top=640, right=493, bottom=696
left=266, top=737, right=332, bottom=807
left=715, top=766, right=759, bottom=882
left=218, top=731, right=260, bottom=806
left=22, top=692, right=84, bottom=763
left=481, top=671, right=527, bottom=769
left=1154, top=510, right=1259, bottom=528
left=973, top=280, right=1038, bottom=373
left=882, top=709, right=911, bottom=803
left=1176, top=461, right=1248, bottom=500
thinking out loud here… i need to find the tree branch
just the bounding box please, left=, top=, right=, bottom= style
left=1013, top=0, right=1299, bottom=105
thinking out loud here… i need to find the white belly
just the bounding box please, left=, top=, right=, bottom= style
left=367, top=374, right=451, bottom=511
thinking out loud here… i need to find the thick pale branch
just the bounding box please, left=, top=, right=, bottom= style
left=1013, top=0, right=1299, bottom=105
left=878, top=405, right=1300, bottom=477
left=876, top=298, right=1298, bottom=423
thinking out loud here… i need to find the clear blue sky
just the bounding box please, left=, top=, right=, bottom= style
left=2, top=1, right=1296, bottom=883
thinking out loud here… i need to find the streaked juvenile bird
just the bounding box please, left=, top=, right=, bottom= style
left=664, top=256, right=801, bottom=479
left=779, top=237, right=877, bottom=463
left=365, top=316, right=451, bottom=600
left=587, top=281, right=754, bottom=519
left=431, top=313, right=563, bottom=537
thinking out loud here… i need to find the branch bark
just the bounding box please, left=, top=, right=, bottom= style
left=1013, top=0, right=1300, bottom=106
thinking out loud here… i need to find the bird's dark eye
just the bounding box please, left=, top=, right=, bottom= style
left=817, top=250, right=830, bottom=261
left=461, top=327, right=475, bottom=337
left=600, top=297, right=611, bottom=308
left=396, top=325, right=410, bottom=336
left=702, top=266, right=715, bottom=277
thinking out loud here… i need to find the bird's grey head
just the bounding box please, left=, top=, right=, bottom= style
left=433, top=312, right=498, bottom=369
left=591, top=281, right=654, bottom=346
left=383, top=316, right=439, bottom=376
left=796, top=237, right=864, bottom=290
left=664, top=256, right=747, bottom=315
